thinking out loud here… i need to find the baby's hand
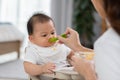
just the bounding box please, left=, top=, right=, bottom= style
left=42, top=62, right=56, bottom=74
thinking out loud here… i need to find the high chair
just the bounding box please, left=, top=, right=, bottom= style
left=29, top=71, right=84, bottom=80
left=29, top=51, right=94, bottom=80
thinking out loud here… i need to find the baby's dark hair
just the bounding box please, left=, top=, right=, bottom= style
left=27, top=13, right=54, bottom=35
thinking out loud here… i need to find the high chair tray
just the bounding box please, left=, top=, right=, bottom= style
left=53, top=67, right=78, bottom=75
left=41, top=67, right=80, bottom=79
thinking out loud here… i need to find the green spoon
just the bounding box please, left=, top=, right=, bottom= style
left=49, top=34, right=67, bottom=42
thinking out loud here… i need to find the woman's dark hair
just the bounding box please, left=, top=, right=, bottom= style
left=104, top=0, right=120, bottom=35
left=27, top=13, right=54, bottom=35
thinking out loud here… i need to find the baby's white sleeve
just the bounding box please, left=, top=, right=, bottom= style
left=24, top=47, right=38, bottom=64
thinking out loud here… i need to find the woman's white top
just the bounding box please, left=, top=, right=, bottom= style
left=94, top=28, right=120, bottom=80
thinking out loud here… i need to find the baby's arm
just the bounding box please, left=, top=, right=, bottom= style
left=24, top=61, right=55, bottom=76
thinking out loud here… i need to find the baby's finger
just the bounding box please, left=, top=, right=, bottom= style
left=48, top=69, right=54, bottom=74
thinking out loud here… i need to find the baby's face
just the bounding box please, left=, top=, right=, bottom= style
left=29, top=20, right=57, bottom=47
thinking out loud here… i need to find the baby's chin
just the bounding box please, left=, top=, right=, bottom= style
left=42, top=42, right=56, bottom=47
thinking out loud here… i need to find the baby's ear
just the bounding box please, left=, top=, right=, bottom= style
left=29, top=35, right=34, bottom=42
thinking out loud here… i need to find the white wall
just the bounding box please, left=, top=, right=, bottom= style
left=93, top=12, right=102, bottom=43
left=51, top=0, right=73, bottom=34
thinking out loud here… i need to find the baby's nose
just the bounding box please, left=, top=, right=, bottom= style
left=49, top=34, right=54, bottom=38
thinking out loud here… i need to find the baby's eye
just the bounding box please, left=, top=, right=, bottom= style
left=41, top=34, right=47, bottom=37
left=51, top=32, right=55, bottom=35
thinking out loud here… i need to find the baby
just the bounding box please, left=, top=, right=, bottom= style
left=23, top=13, right=74, bottom=80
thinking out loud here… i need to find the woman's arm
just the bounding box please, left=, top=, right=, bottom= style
left=73, top=44, right=93, bottom=52
left=71, top=56, right=97, bottom=80
left=58, top=27, right=93, bottom=52
left=58, top=27, right=97, bottom=80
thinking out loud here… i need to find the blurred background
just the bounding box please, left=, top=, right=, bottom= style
left=0, top=0, right=107, bottom=80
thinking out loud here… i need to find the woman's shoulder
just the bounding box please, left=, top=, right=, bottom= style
left=94, top=28, right=120, bottom=47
